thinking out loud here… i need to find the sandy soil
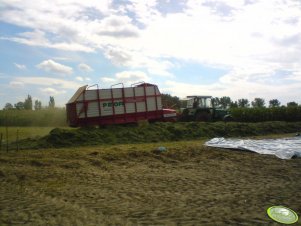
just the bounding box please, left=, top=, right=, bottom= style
left=0, top=142, right=300, bottom=225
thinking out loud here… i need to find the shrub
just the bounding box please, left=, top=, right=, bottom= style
left=229, top=106, right=301, bottom=122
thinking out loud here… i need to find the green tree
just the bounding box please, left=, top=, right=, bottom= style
left=34, top=100, right=42, bottom=110
left=161, top=94, right=181, bottom=109
left=269, top=99, right=281, bottom=108
left=230, top=101, right=238, bottom=108
left=212, top=97, right=221, bottom=108
left=219, top=96, right=231, bottom=109
left=287, top=101, right=298, bottom=107
left=3, top=103, right=14, bottom=110
left=24, top=94, right=33, bottom=110
left=180, top=99, right=188, bottom=108
left=238, top=98, right=250, bottom=108
left=251, top=98, right=265, bottom=108
left=49, top=96, right=55, bottom=108
left=14, top=101, right=25, bottom=110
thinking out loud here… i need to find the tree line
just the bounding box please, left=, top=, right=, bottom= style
left=4, top=94, right=299, bottom=111
left=161, top=94, right=300, bottom=109
left=3, top=95, right=56, bottom=110
left=160, top=94, right=301, bottom=122
left=211, top=97, right=299, bottom=108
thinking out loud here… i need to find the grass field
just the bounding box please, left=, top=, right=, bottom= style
left=0, top=127, right=53, bottom=142
left=0, top=139, right=300, bottom=225
left=0, top=109, right=66, bottom=127
left=0, top=127, right=66, bottom=143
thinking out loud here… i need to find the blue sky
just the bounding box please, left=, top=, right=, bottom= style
left=1, top=0, right=301, bottom=108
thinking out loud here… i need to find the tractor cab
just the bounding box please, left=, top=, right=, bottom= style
left=186, top=96, right=213, bottom=109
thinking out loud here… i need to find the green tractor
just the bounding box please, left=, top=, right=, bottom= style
left=179, top=96, right=232, bottom=122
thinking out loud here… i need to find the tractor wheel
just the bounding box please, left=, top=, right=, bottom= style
left=195, top=112, right=211, bottom=121
left=179, top=109, right=190, bottom=122
left=223, top=114, right=234, bottom=122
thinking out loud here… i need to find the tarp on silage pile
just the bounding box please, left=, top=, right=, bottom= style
left=205, top=137, right=301, bottom=159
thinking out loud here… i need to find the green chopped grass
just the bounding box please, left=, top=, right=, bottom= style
left=2, top=121, right=299, bottom=151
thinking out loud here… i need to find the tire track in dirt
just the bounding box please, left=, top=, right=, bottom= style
left=0, top=147, right=301, bottom=225
left=0, top=180, right=125, bottom=225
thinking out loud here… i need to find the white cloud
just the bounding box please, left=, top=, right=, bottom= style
left=52, top=57, right=72, bottom=61
left=78, top=63, right=93, bottom=72
left=76, top=76, right=91, bottom=82
left=14, top=63, right=27, bottom=70
left=9, top=81, right=25, bottom=88
left=50, top=42, right=94, bottom=52
left=103, top=46, right=173, bottom=76
left=115, top=71, right=149, bottom=83
left=123, top=0, right=160, bottom=26
left=0, top=1, right=112, bottom=34
left=1, top=30, right=94, bottom=52
left=95, top=15, right=140, bottom=38
left=39, top=87, right=66, bottom=96
left=103, top=46, right=133, bottom=66
left=100, top=71, right=150, bottom=86
left=10, top=77, right=81, bottom=89
left=36, top=59, right=73, bottom=75
left=145, top=59, right=174, bottom=77
left=100, top=77, right=116, bottom=84
left=76, top=76, right=84, bottom=81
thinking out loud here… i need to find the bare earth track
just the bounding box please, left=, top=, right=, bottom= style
left=0, top=141, right=300, bottom=225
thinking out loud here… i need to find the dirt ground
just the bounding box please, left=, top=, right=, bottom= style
left=0, top=141, right=300, bottom=225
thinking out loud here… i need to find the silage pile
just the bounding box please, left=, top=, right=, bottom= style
left=15, top=121, right=301, bottom=149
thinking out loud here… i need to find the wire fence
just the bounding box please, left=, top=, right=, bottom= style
left=0, top=129, right=20, bottom=153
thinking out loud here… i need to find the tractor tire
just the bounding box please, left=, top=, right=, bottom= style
left=179, top=109, right=190, bottom=122
left=195, top=112, right=211, bottom=121
left=223, top=114, right=234, bottom=122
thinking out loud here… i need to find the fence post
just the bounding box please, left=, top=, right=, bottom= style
left=6, top=124, right=8, bottom=152
left=0, top=133, right=2, bottom=151
left=16, top=129, right=19, bottom=151
left=5, top=112, right=9, bottom=152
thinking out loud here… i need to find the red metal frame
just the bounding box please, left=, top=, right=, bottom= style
left=87, top=84, right=101, bottom=118
left=143, top=84, right=148, bottom=118
left=154, top=86, right=159, bottom=117
left=83, top=89, right=87, bottom=121
left=131, top=82, right=141, bottom=122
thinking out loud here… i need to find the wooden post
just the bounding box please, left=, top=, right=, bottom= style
left=16, top=129, right=19, bottom=152
left=0, top=133, right=2, bottom=151
left=5, top=113, right=8, bottom=152
left=6, top=124, right=8, bottom=152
